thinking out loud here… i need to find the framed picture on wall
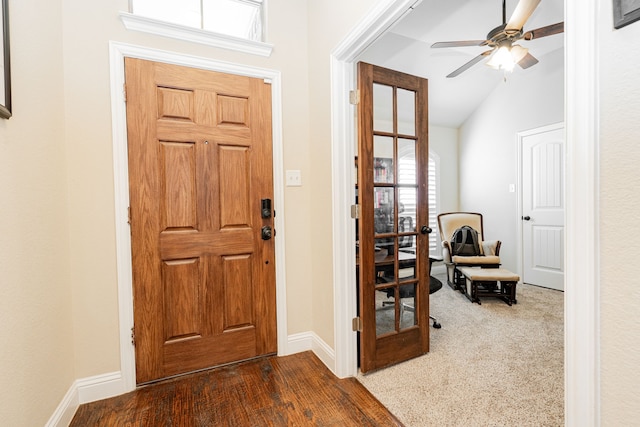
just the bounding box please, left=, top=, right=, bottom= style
left=0, top=0, right=11, bottom=119
left=613, top=0, right=640, bottom=29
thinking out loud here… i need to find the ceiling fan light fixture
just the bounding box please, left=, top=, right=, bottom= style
left=486, top=44, right=529, bottom=72
left=431, top=0, right=563, bottom=78
left=486, top=46, right=516, bottom=71
left=511, top=44, right=529, bottom=63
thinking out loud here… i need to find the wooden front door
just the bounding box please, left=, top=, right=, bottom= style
left=357, top=62, right=430, bottom=373
left=125, top=58, right=277, bottom=384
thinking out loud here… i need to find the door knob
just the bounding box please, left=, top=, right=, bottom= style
left=522, top=216, right=531, bottom=221
left=261, top=226, right=273, bottom=240
left=420, top=226, right=432, bottom=234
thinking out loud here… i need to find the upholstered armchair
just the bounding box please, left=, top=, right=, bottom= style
left=437, top=212, right=501, bottom=290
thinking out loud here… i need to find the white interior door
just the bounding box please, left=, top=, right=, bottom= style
left=521, top=123, right=565, bottom=291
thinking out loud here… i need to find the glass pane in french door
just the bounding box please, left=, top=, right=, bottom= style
left=373, top=83, right=393, bottom=133
left=399, top=283, right=417, bottom=330
left=375, top=234, right=396, bottom=337
left=397, top=89, right=416, bottom=137
left=398, top=138, right=416, bottom=185
left=374, top=135, right=394, bottom=184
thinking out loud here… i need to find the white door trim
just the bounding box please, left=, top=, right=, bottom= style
left=329, top=0, right=600, bottom=425
left=108, top=41, right=288, bottom=392
left=516, top=121, right=565, bottom=288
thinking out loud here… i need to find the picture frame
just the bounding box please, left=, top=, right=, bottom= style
left=0, top=0, right=10, bottom=119
left=613, top=0, right=640, bottom=29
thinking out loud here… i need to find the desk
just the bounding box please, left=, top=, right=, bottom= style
left=357, top=248, right=440, bottom=269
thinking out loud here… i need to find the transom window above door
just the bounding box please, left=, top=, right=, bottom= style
left=122, top=0, right=272, bottom=56
left=132, top=0, right=264, bottom=41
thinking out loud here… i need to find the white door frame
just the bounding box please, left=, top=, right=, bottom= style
left=516, top=121, right=565, bottom=289
left=329, top=0, right=600, bottom=425
left=109, top=41, right=288, bottom=392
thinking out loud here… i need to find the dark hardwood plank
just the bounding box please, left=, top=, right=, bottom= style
left=71, top=351, right=403, bottom=426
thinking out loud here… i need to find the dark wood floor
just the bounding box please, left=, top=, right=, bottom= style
left=71, top=351, right=403, bottom=426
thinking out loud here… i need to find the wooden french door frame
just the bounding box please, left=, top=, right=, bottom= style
left=357, top=62, right=430, bottom=373
left=109, top=42, right=287, bottom=392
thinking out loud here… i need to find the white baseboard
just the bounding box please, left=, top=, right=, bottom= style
left=46, top=371, right=127, bottom=427
left=287, top=331, right=336, bottom=373
left=76, top=371, right=127, bottom=404
left=45, top=383, right=79, bottom=427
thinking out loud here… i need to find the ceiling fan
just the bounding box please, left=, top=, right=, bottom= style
left=431, top=0, right=564, bottom=78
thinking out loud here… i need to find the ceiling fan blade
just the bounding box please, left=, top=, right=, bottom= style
left=432, top=40, right=488, bottom=48
left=523, top=22, right=565, bottom=40
left=446, top=50, right=493, bottom=78
left=517, top=52, right=539, bottom=69
left=506, top=0, right=541, bottom=32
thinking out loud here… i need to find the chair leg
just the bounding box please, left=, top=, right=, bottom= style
left=399, top=300, right=441, bottom=329
left=430, top=315, right=441, bottom=329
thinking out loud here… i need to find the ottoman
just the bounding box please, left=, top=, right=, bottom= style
left=457, top=267, right=519, bottom=306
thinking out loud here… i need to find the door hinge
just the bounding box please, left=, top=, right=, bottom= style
left=123, top=83, right=127, bottom=102
left=350, top=204, right=360, bottom=219
left=352, top=317, right=362, bottom=332
left=127, top=206, right=131, bottom=225
left=130, top=326, right=136, bottom=346
left=349, top=90, right=360, bottom=105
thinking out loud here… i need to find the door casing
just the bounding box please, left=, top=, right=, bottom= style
left=109, top=41, right=288, bottom=392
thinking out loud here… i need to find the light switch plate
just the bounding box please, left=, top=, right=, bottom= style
left=286, top=170, right=302, bottom=186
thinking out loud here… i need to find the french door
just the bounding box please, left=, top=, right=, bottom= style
left=357, top=62, right=430, bottom=373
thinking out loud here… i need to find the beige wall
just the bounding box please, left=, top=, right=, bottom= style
left=305, top=0, right=373, bottom=346
left=598, top=0, right=640, bottom=424
left=0, top=0, right=75, bottom=425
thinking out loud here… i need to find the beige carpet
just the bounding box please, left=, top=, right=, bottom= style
left=357, top=271, right=564, bottom=427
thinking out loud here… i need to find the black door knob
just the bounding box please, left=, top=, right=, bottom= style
left=261, top=226, right=272, bottom=240
left=420, top=226, right=432, bottom=234
left=522, top=216, right=531, bottom=221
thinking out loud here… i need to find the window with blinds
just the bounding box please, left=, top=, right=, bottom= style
left=428, top=154, right=440, bottom=255
left=397, top=152, right=439, bottom=255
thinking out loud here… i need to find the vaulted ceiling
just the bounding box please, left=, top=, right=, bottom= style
left=357, top=0, right=565, bottom=128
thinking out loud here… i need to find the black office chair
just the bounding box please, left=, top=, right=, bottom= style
left=404, top=256, right=441, bottom=329
left=380, top=255, right=442, bottom=329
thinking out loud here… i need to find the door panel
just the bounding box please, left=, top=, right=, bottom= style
left=522, top=124, right=565, bottom=291
left=358, top=62, right=430, bottom=373
left=125, top=58, right=276, bottom=384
